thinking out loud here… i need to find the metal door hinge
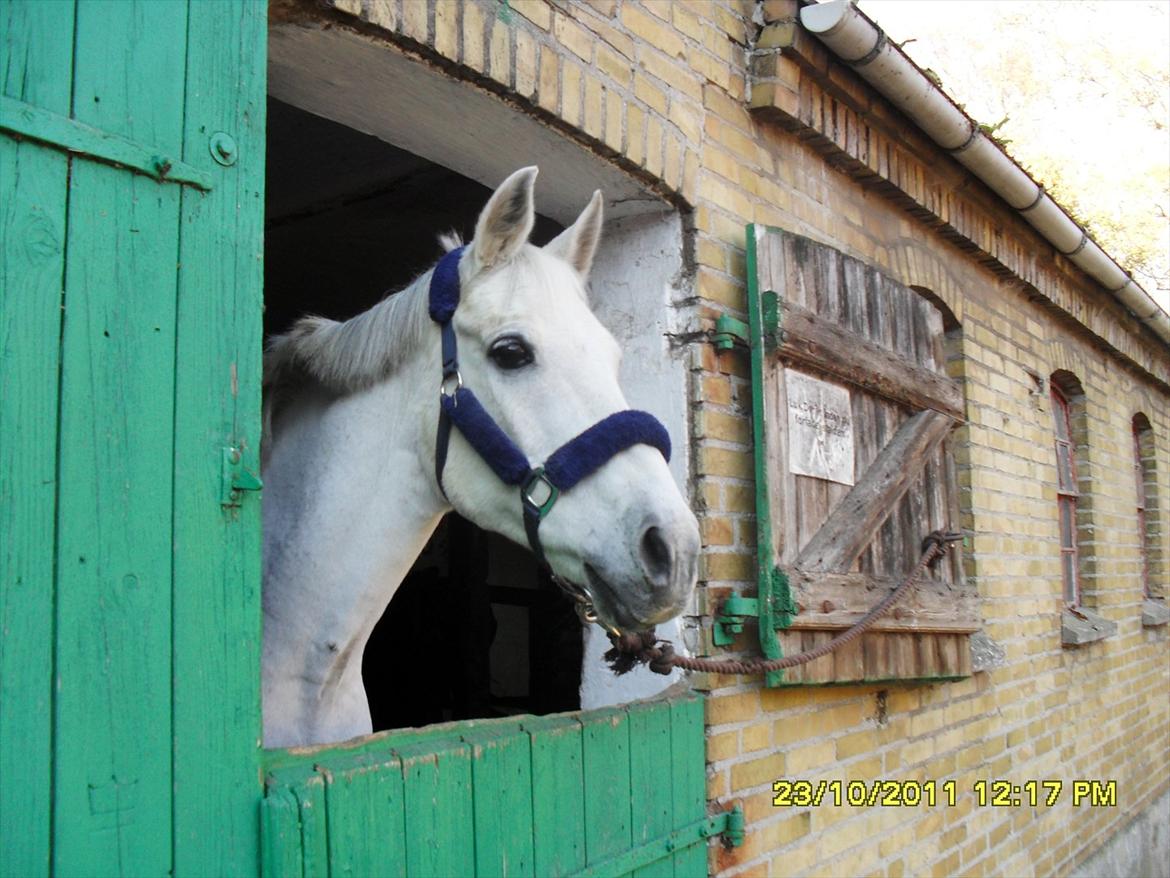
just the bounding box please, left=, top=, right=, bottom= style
left=713, top=314, right=750, bottom=350
left=222, top=446, right=262, bottom=507
left=713, top=567, right=795, bottom=646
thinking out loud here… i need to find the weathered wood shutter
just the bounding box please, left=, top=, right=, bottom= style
left=1, top=3, right=266, bottom=875
left=261, top=696, right=726, bottom=878
left=746, top=226, right=978, bottom=685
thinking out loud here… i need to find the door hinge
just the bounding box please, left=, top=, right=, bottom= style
left=222, top=446, right=262, bottom=507
left=567, top=805, right=743, bottom=876
left=713, top=567, right=795, bottom=646
left=713, top=314, right=750, bottom=351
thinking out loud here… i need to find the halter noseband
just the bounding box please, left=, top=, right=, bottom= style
left=429, top=246, right=672, bottom=617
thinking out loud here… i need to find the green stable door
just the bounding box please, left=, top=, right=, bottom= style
left=2, top=2, right=727, bottom=875
left=1, top=1, right=268, bottom=874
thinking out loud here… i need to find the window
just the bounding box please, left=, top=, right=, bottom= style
left=1051, top=382, right=1080, bottom=606
left=1133, top=416, right=1151, bottom=598
left=1050, top=372, right=1116, bottom=645
left=1133, top=414, right=1168, bottom=626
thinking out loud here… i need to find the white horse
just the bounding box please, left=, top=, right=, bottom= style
left=261, top=167, right=700, bottom=748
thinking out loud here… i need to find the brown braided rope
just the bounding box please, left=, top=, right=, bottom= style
left=606, top=531, right=959, bottom=676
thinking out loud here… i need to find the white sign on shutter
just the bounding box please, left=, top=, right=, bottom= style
left=785, top=370, right=854, bottom=485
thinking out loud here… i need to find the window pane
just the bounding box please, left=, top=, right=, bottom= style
left=1052, top=395, right=1070, bottom=440
left=1062, top=552, right=1078, bottom=604
left=1059, top=499, right=1074, bottom=549
left=1056, top=443, right=1075, bottom=491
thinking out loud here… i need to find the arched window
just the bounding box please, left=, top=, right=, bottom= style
left=1131, top=413, right=1167, bottom=629
left=1133, top=414, right=1153, bottom=598
left=1050, top=376, right=1081, bottom=606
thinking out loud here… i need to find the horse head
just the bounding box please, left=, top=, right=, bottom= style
left=434, top=167, right=700, bottom=633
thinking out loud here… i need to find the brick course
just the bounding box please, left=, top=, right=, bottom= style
left=318, top=1, right=1169, bottom=874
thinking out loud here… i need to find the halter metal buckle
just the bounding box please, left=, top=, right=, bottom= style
left=439, top=370, right=463, bottom=401
left=521, top=467, right=559, bottom=519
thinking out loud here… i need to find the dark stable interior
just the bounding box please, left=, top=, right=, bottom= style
left=265, top=97, right=583, bottom=730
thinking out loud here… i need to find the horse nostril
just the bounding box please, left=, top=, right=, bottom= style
left=640, top=526, right=674, bottom=588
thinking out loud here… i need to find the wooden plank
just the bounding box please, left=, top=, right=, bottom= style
left=294, top=776, right=329, bottom=877
left=0, top=94, right=212, bottom=189
left=916, top=634, right=940, bottom=678
left=324, top=758, right=408, bottom=878
left=0, top=2, right=74, bottom=874
left=832, top=631, right=866, bottom=681
left=465, top=724, right=535, bottom=877
left=528, top=716, right=587, bottom=876
left=171, top=2, right=268, bottom=875
left=628, top=702, right=674, bottom=878
left=938, top=635, right=962, bottom=678
left=670, top=697, right=708, bottom=878
left=763, top=360, right=799, bottom=567
left=773, top=299, right=964, bottom=419
left=788, top=570, right=981, bottom=632
left=582, top=709, right=632, bottom=868
left=52, top=3, right=188, bottom=873
left=261, top=788, right=304, bottom=878
left=398, top=739, right=475, bottom=877
left=795, top=410, right=954, bottom=573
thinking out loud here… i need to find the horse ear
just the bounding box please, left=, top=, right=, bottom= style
left=468, top=166, right=538, bottom=272
left=545, top=189, right=604, bottom=279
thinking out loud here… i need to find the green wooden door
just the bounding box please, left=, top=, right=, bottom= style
left=0, top=2, right=267, bottom=875
left=260, top=696, right=724, bottom=878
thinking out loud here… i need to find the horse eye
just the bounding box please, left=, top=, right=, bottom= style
left=488, top=336, right=535, bottom=370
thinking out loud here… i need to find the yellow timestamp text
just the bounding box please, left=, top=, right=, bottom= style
left=772, top=779, right=1118, bottom=808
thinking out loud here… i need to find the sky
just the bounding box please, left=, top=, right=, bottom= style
left=856, top=0, right=1170, bottom=311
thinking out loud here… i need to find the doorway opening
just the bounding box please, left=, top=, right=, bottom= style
left=265, top=22, right=693, bottom=736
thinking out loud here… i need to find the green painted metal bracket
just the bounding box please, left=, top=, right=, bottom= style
left=0, top=94, right=214, bottom=189
left=713, top=595, right=758, bottom=646
left=713, top=314, right=750, bottom=351
left=568, top=805, right=744, bottom=876
left=221, top=446, right=262, bottom=508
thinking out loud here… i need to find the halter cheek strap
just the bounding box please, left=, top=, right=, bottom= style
left=428, top=246, right=671, bottom=566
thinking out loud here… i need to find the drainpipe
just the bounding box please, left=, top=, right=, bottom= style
left=799, top=0, right=1170, bottom=346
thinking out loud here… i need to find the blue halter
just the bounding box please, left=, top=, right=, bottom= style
left=429, top=246, right=672, bottom=569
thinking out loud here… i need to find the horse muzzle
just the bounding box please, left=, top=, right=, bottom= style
left=579, top=513, right=699, bottom=633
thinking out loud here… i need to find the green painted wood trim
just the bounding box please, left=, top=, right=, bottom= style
left=568, top=807, right=743, bottom=877
left=52, top=4, right=192, bottom=871
left=170, top=2, right=268, bottom=875
left=745, top=224, right=788, bottom=686
left=0, top=94, right=213, bottom=189
left=0, top=2, right=75, bottom=873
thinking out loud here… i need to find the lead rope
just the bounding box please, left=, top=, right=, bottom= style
left=606, top=530, right=962, bottom=676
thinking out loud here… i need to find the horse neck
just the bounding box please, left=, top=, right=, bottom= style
left=261, top=336, right=447, bottom=738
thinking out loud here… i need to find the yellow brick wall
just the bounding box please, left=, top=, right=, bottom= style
left=318, top=1, right=1169, bottom=875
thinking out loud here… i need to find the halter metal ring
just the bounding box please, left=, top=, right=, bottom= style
left=439, top=370, right=463, bottom=400
left=522, top=467, right=559, bottom=519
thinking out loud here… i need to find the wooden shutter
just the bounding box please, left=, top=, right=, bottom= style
left=747, top=226, right=977, bottom=684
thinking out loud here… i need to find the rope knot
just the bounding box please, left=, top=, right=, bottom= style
left=604, top=630, right=674, bottom=676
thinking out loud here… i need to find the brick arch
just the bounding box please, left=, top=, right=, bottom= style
left=882, top=237, right=968, bottom=326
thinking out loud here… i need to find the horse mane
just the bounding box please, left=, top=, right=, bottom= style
left=262, top=234, right=463, bottom=444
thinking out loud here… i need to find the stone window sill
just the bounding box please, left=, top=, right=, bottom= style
left=1061, top=607, right=1117, bottom=646
left=1142, top=599, right=1170, bottom=627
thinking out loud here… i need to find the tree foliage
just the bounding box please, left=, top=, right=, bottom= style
left=860, top=0, right=1170, bottom=308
